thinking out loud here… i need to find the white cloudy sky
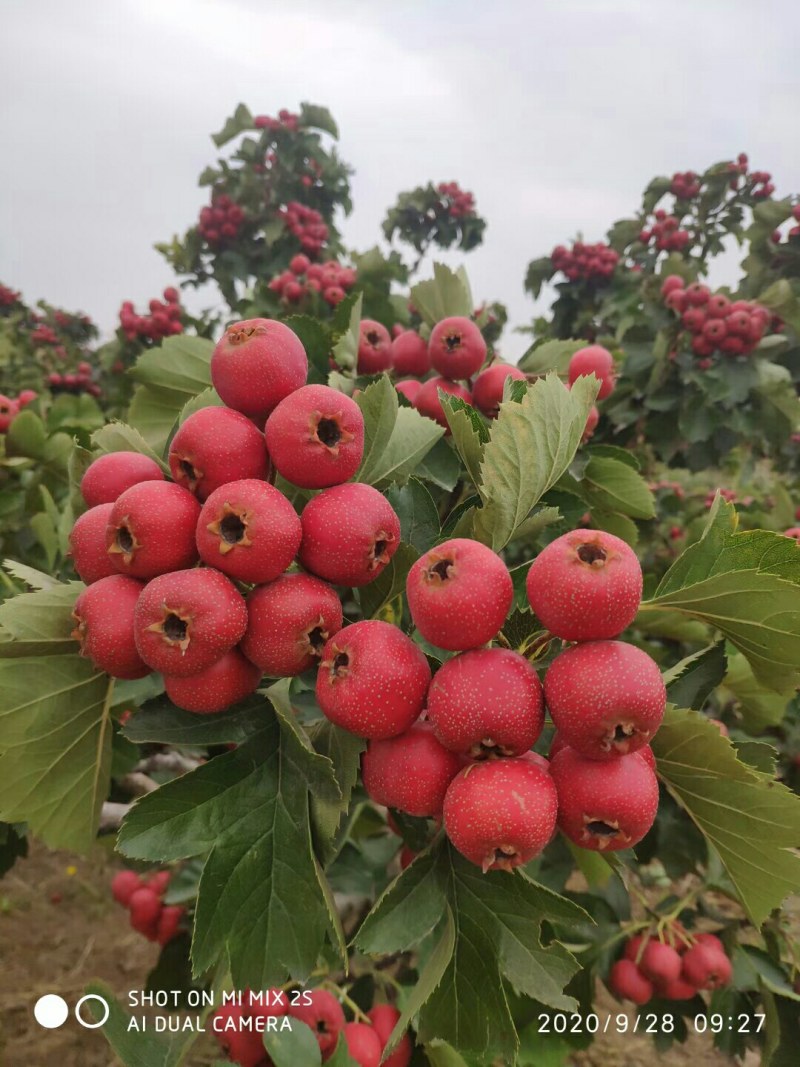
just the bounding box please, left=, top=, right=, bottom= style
left=2, top=0, right=799, bottom=357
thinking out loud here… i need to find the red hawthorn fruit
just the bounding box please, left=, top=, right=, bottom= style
left=18, top=389, right=39, bottom=408
left=661, top=977, right=700, bottom=1000
left=608, top=959, right=653, bottom=1005
left=210, top=318, right=308, bottom=421
left=265, top=384, right=364, bottom=489
left=681, top=944, right=732, bottom=990
left=290, top=253, right=311, bottom=275
left=428, top=316, right=487, bottom=380
left=106, top=481, right=200, bottom=580
left=213, top=1003, right=267, bottom=1067
left=196, top=479, right=302, bottom=584
left=80, top=451, right=165, bottom=507
left=367, top=1004, right=412, bottom=1067
left=706, top=294, right=730, bottom=318
left=426, top=648, right=544, bottom=758
left=582, top=404, right=599, bottom=442
left=443, top=757, right=558, bottom=872
left=399, top=845, right=416, bottom=870
left=407, top=538, right=513, bottom=650
left=543, top=641, right=665, bottom=759
left=624, top=934, right=646, bottom=964
left=413, top=376, right=473, bottom=430
left=111, top=869, right=142, bottom=906
left=567, top=345, right=615, bottom=400
left=526, top=529, right=643, bottom=641
left=147, top=870, right=171, bottom=896
left=664, top=289, right=687, bottom=313
left=134, top=568, right=248, bottom=677
left=316, top=620, right=431, bottom=739
left=391, top=330, right=431, bottom=377
left=299, top=483, right=400, bottom=587
left=343, top=1022, right=383, bottom=1067
left=357, top=319, right=393, bottom=375
left=288, top=988, right=345, bottom=1061
left=692, top=337, right=715, bottom=359
left=471, top=363, right=527, bottom=417
left=361, top=722, right=463, bottom=817
left=395, top=379, right=422, bottom=404
left=69, top=503, right=117, bottom=584
left=241, top=573, right=342, bottom=676
left=0, top=394, right=18, bottom=433
left=243, top=987, right=290, bottom=1024
left=639, top=941, right=683, bottom=985
left=128, top=887, right=162, bottom=940
left=685, top=282, right=711, bottom=306
left=164, top=649, right=262, bottom=713
left=549, top=747, right=659, bottom=851
left=660, top=275, right=685, bottom=297
left=681, top=307, right=706, bottom=332
left=72, top=575, right=150, bottom=679
left=168, top=407, right=269, bottom=501
left=156, top=904, right=184, bottom=945
left=702, top=318, right=727, bottom=343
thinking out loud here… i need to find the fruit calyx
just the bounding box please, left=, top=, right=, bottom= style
left=301, top=617, right=331, bottom=659
left=422, top=551, right=456, bottom=584
left=206, top=503, right=253, bottom=554
left=603, top=719, right=651, bottom=754
left=484, top=843, right=521, bottom=873
left=226, top=322, right=267, bottom=345
left=369, top=530, right=396, bottom=571
left=173, top=455, right=204, bottom=494
left=108, top=519, right=140, bottom=564
left=146, top=603, right=193, bottom=653
left=309, top=410, right=352, bottom=454
left=321, top=644, right=350, bottom=681
left=583, top=815, right=629, bottom=848
left=576, top=540, right=607, bottom=566
left=470, top=736, right=515, bottom=760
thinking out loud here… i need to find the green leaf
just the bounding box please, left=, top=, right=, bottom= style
left=299, top=102, right=339, bottom=138
left=0, top=580, right=83, bottom=656
left=85, top=981, right=197, bottom=1067
left=212, top=102, right=255, bottom=146
left=4, top=409, right=46, bottom=458
left=127, top=385, right=184, bottom=454
left=123, top=694, right=270, bottom=746
left=385, top=479, right=441, bottom=553
left=355, top=374, right=399, bottom=480
left=721, top=652, right=793, bottom=733
left=441, top=395, right=488, bottom=488
left=179, top=386, right=225, bottom=422
left=364, top=407, right=444, bottom=489
left=305, top=718, right=365, bottom=852
left=415, top=438, right=462, bottom=491
left=331, top=292, right=362, bottom=371
left=474, top=374, right=597, bottom=549
left=410, top=263, right=473, bottom=326
left=2, top=559, right=60, bottom=590
left=0, top=655, right=113, bottom=850
left=359, top=543, right=419, bottom=619
left=91, top=421, right=167, bottom=469
left=652, top=707, right=800, bottom=926
left=128, top=335, right=214, bottom=395
left=580, top=456, right=655, bottom=520
left=517, top=339, right=584, bottom=376
left=663, top=642, right=727, bottom=711
left=265, top=1020, right=323, bottom=1067
left=283, top=315, right=331, bottom=384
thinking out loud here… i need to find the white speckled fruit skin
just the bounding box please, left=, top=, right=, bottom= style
left=210, top=318, right=308, bottom=420
left=549, top=746, right=659, bottom=851
left=80, top=451, right=165, bottom=507
left=443, top=757, right=558, bottom=870
left=357, top=320, right=393, bottom=375
left=427, top=648, right=544, bottom=756
left=544, top=640, right=666, bottom=759
left=168, top=407, right=269, bottom=500
left=361, top=722, right=463, bottom=817
left=196, top=478, right=301, bottom=584
left=299, top=483, right=400, bottom=588
left=265, top=384, right=364, bottom=489
left=134, top=567, right=248, bottom=677
left=70, top=503, right=117, bottom=584
left=413, top=377, right=473, bottom=429
left=526, top=530, right=642, bottom=641
left=391, top=330, right=430, bottom=377
left=428, top=316, right=487, bottom=380
left=568, top=345, right=615, bottom=399
left=106, top=481, right=201, bottom=580
left=73, top=574, right=150, bottom=679
left=164, top=648, right=261, bottom=713
left=471, top=363, right=527, bottom=417
left=316, top=620, right=431, bottom=739
left=241, top=573, right=343, bottom=676
left=407, top=538, right=513, bottom=650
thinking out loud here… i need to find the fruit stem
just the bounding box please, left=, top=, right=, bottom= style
left=321, top=980, right=371, bottom=1024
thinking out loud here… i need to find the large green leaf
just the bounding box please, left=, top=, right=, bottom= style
left=652, top=707, right=800, bottom=926
left=385, top=479, right=441, bottom=553
left=128, top=335, right=214, bottom=395
left=123, top=694, right=270, bottom=746
left=0, top=580, right=83, bottom=657
left=367, top=407, right=444, bottom=488
left=720, top=652, right=794, bottom=733
left=579, top=455, right=655, bottom=520
left=410, top=264, right=473, bottom=326
left=441, top=394, right=488, bottom=489
left=91, top=421, right=167, bottom=469
left=473, top=374, right=597, bottom=549
left=355, top=374, right=399, bottom=480
left=517, top=339, right=584, bottom=376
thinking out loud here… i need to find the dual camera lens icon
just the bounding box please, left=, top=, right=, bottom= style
left=34, top=993, right=109, bottom=1029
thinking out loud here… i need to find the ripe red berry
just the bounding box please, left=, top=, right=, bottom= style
left=111, top=869, right=142, bottom=906
left=213, top=1003, right=266, bottom=1067
left=395, top=379, right=422, bottom=404
left=69, top=503, right=117, bottom=584
left=428, top=317, right=487, bottom=380
left=211, top=318, right=308, bottom=421
left=391, top=330, right=431, bottom=377
left=413, top=377, right=473, bottom=429
left=290, top=253, right=311, bottom=275
left=128, top=887, right=162, bottom=940
left=543, top=641, right=665, bottom=759
left=147, top=870, right=171, bottom=895
left=80, top=451, right=165, bottom=507
left=299, top=483, right=400, bottom=587
left=443, top=757, right=558, bottom=872
left=582, top=404, right=599, bottom=442
left=427, top=648, right=544, bottom=758
left=316, top=620, right=431, bottom=739
left=685, top=282, right=710, bottom=306
left=265, top=384, right=365, bottom=488
left=288, top=988, right=345, bottom=1060
left=168, top=407, right=269, bottom=500
left=568, top=345, right=615, bottom=400
left=471, top=363, right=527, bottom=418
left=362, top=722, right=463, bottom=816
left=134, top=568, right=247, bottom=677
left=367, top=1005, right=412, bottom=1067
left=639, top=941, right=683, bottom=985
left=660, top=275, right=685, bottom=297
left=156, top=904, right=184, bottom=945
left=706, top=294, right=730, bottom=318
left=358, top=320, right=393, bottom=375
left=164, top=649, right=261, bottom=713
left=106, top=481, right=200, bottom=579
left=18, top=389, right=39, bottom=408
left=72, top=575, right=150, bottom=679
left=407, top=538, right=513, bottom=650
left=702, top=318, right=727, bottom=343
left=343, top=1022, right=383, bottom=1067
left=526, top=530, right=642, bottom=641
left=661, top=977, right=700, bottom=1000
left=196, top=478, right=301, bottom=584
left=549, top=747, right=659, bottom=851
left=680, top=944, right=732, bottom=990
left=608, top=959, right=653, bottom=1005
left=664, top=289, right=687, bottom=313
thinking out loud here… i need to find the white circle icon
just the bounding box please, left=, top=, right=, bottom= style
left=34, top=994, right=69, bottom=1029
left=75, top=993, right=110, bottom=1029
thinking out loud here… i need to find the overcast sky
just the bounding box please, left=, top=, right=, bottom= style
left=2, top=0, right=799, bottom=358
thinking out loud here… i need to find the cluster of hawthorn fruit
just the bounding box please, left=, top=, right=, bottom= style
left=0, top=388, right=38, bottom=433
left=550, top=240, right=621, bottom=282
left=609, top=926, right=732, bottom=1005
left=277, top=200, right=330, bottom=255
left=660, top=274, right=772, bottom=362
left=268, top=253, right=357, bottom=307
left=638, top=209, right=692, bottom=254
left=197, top=194, right=247, bottom=249
left=110, top=868, right=185, bottom=946
left=118, top=287, right=185, bottom=343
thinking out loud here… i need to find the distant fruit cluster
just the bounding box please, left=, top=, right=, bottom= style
left=638, top=208, right=692, bottom=253
left=268, top=254, right=356, bottom=306
left=772, top=203, right=800, bottom=244
left=726, top=153, right=774, bottom=197
left=48, top=362, right=101, bottom=397
left=0, top=283, right=21, bottom=307
left=436, top=180, right=476, bottom=218
left=551, top=241, right=620, bottom=282
left=119, top=287, right=184, bottom=343
left=669, top=171, right=701, bottom=199
left=610, top=927, right=732, bottom=1005
left=110, top=868, right=185, bottom=946
left=278, top=200, right=330, bottom=254
left=660, top=275, right=770, bottom=360
left=0, top=389, right=37, bottom=432
left=198, top=193, right=246, bottom=247
left=254, top=108, right=300, bottom=132
left=30, top=323, right=60, bottom=346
